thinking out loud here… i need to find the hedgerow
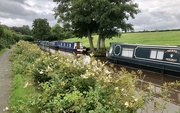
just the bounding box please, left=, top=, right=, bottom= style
left=10, top=41, right=180, bottom=113
left=0, top=25, right=20, bottom=50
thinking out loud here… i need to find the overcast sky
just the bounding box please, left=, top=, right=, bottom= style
left=0, top=0, right=180, bottom=31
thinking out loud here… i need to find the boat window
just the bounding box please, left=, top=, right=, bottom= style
left=121, top=48, right=134, bottom=57
left=150, top=50, right=164, bottom=60
left=157, top=51, right=164, bottom=60
left=150, top=50, right=157, bottom=59
left=114, top=45, right=121, bottom=56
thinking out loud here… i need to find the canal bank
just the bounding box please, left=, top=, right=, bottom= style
left=40, top=44, right=180, bottom=112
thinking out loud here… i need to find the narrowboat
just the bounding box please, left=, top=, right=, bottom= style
left=49, top=41, right=86, bottom=54
left=48, top=41, right=59, bottom=54
left=39, top=41, right=49, bottom=51
left=106, top=42, right=180, bottom=76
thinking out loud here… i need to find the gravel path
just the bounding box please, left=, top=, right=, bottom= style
left=0, top=48, right=13, bottom=113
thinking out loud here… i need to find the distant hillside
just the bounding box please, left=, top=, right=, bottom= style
left=64, top=31, right=180, bottom=48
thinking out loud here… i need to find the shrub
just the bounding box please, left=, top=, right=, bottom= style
left=10, top=41, right=180, bottom=113
left=0, top=25, right=20, bottom=50
left=9, top=41, right=42, bottom=112
left=94, top=48, right=106, bottom=57
left=32, top=53, right=149, bottom=112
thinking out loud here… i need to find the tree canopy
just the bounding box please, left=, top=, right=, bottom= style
left=53, top=0, right=139, bottom=52
left=32, top=18, right=51, bottom=40
left=11, top=25, right=31, bottom=35
left=0, top=25, right=4, bottom=37
left=0, top=24, right=20, bottom=50
left=50, top=24, right=65, bottom=41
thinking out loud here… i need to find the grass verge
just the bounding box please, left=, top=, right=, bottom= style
left=0, top=48, right=8, bottom=55
left=8, top=73, right=38, bottom=113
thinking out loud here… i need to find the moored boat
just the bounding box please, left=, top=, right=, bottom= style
left=39, top=41, right=49, bottom=51
left=56, top=41, right=86, bottom=54
left=106, top=42, right=180, bottom=76
left=39, top=41, right=86, bottom=55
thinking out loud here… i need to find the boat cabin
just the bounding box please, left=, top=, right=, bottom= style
left=107, top=42, right=180, bottom=76
left=44, top=41, right=86, bottom=54
left=39, top=41, right=49, bottom=50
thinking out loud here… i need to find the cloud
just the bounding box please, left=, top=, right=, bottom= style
left=9, top=0, right=26, bottom=4
left=129, top=0, right=180, bottom=31
left=0, top=0, right=57, bottom=27
left=0, top=0, right=180, bottom=31
left=0, top=18, right=29, bottom=27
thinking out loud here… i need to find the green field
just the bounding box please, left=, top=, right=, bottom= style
left=64, top=31, right=180, bottom=48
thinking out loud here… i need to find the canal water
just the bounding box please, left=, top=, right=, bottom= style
left=43, top=47, right=180, bottom=112
left=97, top=57, right=180, bottom=106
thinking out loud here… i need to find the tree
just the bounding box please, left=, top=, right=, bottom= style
left=54, top=0, right=98, bottom=52
left=53, top=0, right=139, bottom=52
left=95, top=0, right=139, bottom=50
left=32, top=18, right=51, bottom=40
left=11, top=25, right=31, bottom=35
left=49, top=24, right=74, bottom=41
left=50, top=24, right=63, bottom=40
left=0, top=24, right=4, bottom=38
left=21, top=25, right=31, bottom=35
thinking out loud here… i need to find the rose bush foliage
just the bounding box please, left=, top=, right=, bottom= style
left=11, top=41, right=180, bottom=113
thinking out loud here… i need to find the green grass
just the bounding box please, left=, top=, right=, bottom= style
left=119, top=31, right=180, bottom=45
left=8, top=74, right=38, bottom=112
left=64, top=31, right=180, bottom=48
left=0, top=48, right=8, bottom=55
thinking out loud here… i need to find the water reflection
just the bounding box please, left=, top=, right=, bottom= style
left=97, top=57, right=180, bottom=105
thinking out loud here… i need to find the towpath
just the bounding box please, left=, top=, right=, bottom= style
left=0, top=48, right=13, bottom=113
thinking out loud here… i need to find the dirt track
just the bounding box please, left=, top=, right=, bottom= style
left=0, top=48, right=12, bottom=113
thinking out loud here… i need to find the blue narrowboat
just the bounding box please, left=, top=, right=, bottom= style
left=49, top=41, right=86, bottom=54
left=106, top=42, right=180, bottom=76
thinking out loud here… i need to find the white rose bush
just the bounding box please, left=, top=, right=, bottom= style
left=10, top=41, right=180, bottom=113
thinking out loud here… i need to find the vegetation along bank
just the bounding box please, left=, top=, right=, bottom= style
left=8, top=41, right=180, bottom=113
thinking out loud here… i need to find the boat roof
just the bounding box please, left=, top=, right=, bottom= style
left=110, top=42, right=179, bottom=48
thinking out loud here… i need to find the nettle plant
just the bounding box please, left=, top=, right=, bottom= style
left=11, top=41, right=180, bottom=113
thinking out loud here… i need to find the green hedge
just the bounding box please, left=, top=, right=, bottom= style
left=0, top=25, right=20, bottom=50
